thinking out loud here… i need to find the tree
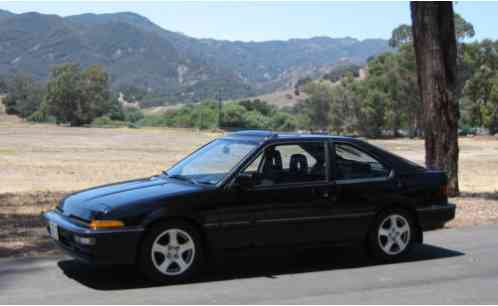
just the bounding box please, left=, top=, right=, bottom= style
left=80, top=65, right=112, bottom=118
left=45, top=64, right=113, bottom=126
left=390, top=13, right=475, bottom=49
left=461, top=40, right=498, bottom=130
left=454, top=13, right=475, bottom=42
left=411, top=2, right=460, bottom=196
left=303, top=81, right=332, bottom=131
left=239, top=99, right=276, bottom=116
left=389, top=24, right=413, bottom=48
left=2, top=74, right=44, bottom=118
left=0, top=76, right=7, bottom=93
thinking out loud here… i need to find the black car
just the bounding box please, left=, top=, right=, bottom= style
left=44, top=130, right=455, bottom=283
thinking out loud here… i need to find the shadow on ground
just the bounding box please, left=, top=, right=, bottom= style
left=458, top=191, right=498, bottom=200
left=58, top=243, right=464, bottom=291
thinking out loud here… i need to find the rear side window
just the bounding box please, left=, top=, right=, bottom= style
left=334, top=143, right=389, bottom=180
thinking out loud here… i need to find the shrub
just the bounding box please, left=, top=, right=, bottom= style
left=242, top=110, right=271, bottom=129
left=91, top=116, right=127, bottom=128
left=124, top=107, right=144, bottom=123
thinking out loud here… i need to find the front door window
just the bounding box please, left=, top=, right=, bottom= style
left=243, top=142, right=327, bottom=186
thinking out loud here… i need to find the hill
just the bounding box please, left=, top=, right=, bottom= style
left=0, top=9, right=392, bottom=105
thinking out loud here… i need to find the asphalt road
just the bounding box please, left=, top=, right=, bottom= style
left=1, top=225, right=498, bottom=304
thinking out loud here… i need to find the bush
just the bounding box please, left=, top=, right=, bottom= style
left=91, top=116, right=127, bottom=128
left=271, top=112, right=299, bottom=131
left=222, top=102, right=246, bottom=128
left=139, top=114, right=169, bottom=127
left=124, top=107, right=144, bottom=123
left=27, top=110, right=56, bottom=123
left=242, top=110, right=271, bottom=129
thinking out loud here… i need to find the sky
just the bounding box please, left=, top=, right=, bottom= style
left=1, top=1, right=497, bottom=42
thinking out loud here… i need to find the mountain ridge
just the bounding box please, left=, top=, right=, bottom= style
left=0, top=9, right=392, bottom=104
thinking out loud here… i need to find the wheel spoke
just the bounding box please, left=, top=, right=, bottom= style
left=394, top=236, right=405, bottom=248
left=398, top=223, right=409, bottom=233
left=169, top=230, right=179, bottom=247
left=158, top=258, right=173, bottom=273
left=179, top=240, right=194, bottom=254
left=390, top=215, right=398, bottom=229
left=152, top=243, right=168, bottom=255
left=175, top=257, right=188, bottom=271
left=378, top=227, right=390, bottom=237
left=384, top=238, right=394, bottom=252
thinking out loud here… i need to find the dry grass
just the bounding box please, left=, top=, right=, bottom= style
left=1, top=113, right=498, bottom=257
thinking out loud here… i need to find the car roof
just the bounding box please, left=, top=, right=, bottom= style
left=223, top=130, right=356, bottom=143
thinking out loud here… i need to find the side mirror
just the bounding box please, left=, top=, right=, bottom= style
left=234, top=173, right=255, bottom=189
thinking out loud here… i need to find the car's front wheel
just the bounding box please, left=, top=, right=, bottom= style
left=139, top=221, right=203, bottom=283
left=368, top=210, right=414, bottom=261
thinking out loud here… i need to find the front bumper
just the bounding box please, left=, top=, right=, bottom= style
left=417, top=203, right=456, bottom=231
left=43, top=210, right=144, bottom=265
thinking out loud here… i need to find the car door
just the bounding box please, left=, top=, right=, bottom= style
left=329, top=141, right=398, bottom=242
left=233, top=140, right=339, bottom=247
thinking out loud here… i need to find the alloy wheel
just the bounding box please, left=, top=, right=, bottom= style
left=151, top=228, right=196, bottom=276
left=377, top=214, right=411, bottom=255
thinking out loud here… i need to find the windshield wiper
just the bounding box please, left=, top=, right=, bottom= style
left=168, top=174, right=197, bottom=184
left=195, top=179, right=216, bottom=185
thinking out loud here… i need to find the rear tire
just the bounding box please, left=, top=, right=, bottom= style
left=139, top=221, right=204, bottom=283
left=368, top=209, right=415, bottom=261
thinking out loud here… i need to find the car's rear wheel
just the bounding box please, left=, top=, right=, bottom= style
left=368, top=209, right=414, bottom=261
left=139, top=221, right=203, bottom=283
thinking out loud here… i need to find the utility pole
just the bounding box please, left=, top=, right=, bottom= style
left=217, top=87, right=223, bottom=129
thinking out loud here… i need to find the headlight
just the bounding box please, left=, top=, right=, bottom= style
left=89, top=219, right=125, bottom=230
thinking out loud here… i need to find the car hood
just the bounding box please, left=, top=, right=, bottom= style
left=58, top=176, right=202, bottom=221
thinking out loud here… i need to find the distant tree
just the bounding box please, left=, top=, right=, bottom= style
left=270, top=112, right=299, bottom=131
left=303, top=81, right=332, bottom=131
left=107, top=95, right=125, bottom=121
left=461, top=40, right=498, bottom=130
left=239, top=99, right=275, bottom=116
left=0, top=76, right=7, bottom=93
left=124, top=107, right=145, bottom=123
left=243, top=110, right=271, bottom=129
left=2, top=74, right=44, bottom=118
left=81, top=65, right=112, bottom=117
left=119, top=85, right=147, bottom=102
left=390, top=13, right=474, bottom=49
left=294, top=77, right=312, bottom=95
left=221, top=102, right=246, bottom=128
left=454, top=13, right=475, bottom=41
left=389, top=24, right=413, bottom=48
left=411, top=2, right=459, bottom=196
left=322, top=64, right=360, bottom=83
left=46, top=64, right=113, bottom=126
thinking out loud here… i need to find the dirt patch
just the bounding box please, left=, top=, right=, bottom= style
left=0, top=191, right=66, bottom=257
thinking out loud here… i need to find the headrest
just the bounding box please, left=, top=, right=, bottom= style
left=263, top=149, right=283, bottom=171
left=290, top=154, right=308, bottom=174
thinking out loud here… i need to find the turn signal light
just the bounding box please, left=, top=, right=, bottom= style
left=89, top=220, right=124, bottom=230
left=441, top=184, right=448, bottom=197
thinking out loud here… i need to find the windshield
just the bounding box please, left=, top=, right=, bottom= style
left=165, top=139, right=258, bottom=185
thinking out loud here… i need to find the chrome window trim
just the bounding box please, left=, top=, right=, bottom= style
left=335, top=169, right=395, bottom=185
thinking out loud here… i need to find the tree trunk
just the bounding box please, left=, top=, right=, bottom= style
left=411, top=2, right=460, bottom=196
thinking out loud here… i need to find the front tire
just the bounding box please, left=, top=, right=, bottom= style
left=368, top=209, right=415, bottom=261
left=139, top=221, right=203, bottom=283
